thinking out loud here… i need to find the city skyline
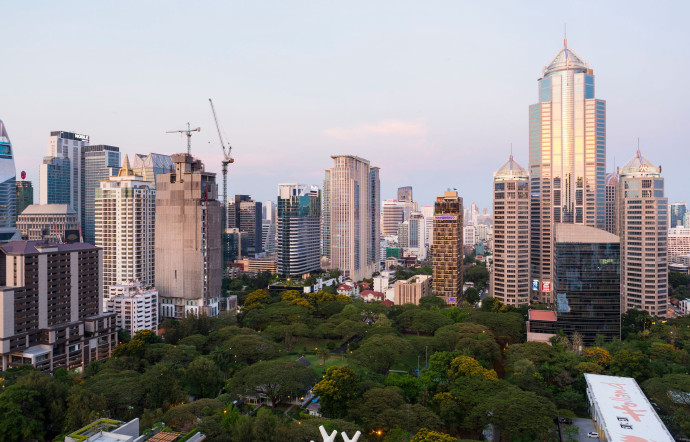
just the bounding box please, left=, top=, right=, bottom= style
left=3, top=2, right=689, bottom=209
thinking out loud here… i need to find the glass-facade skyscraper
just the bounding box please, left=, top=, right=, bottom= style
left=276, top=184, right=321, bottom=277
left=39, top=156, right=71, bottom=206
left=82, top=145, right=120, bottom=244
left=0, top=121, right=16, bottom=231
left=529, top=40, right=606, bottom=304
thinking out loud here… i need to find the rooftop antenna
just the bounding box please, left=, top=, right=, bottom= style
left=510, top=143, right=513, bottom=159
left=166, top=122, right=200, bottom=155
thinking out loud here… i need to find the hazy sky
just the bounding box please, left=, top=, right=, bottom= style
left=3, top=1, right=689, bottom=209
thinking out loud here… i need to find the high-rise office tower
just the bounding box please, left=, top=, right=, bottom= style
left=618, top=150, right=668, bottom=317
left=15, top=180, right=33, bottom=216
left=407, top=211, right=426, bottom=260
left=262, top=219, right=276, bottom=254
left=382, top=200, right=406, bottom=236
left=671, top=202, right=687, bottom=228
left=463, top=225, right=477, bottom=246
left=432, top=190, right=463, bottom=302
left=529, top=40, right=606, bottom=304
left=421, top=205, right=434, bottom=247
left=604, top=172, right=619, bottom=235
left=132, top=153, right=173, bottom=188
left=45, top=131, right=90, bottom=221
left=491, top=155, right=530, bottom=306
left=322, top=155, right=380, bottom=281
left=0, top=121, right=17, bottom=233
left=528, top=224, right=620, bottom=345
left=227, top=195, right=263, bottom=256
left=276, top=184, right=321, bottom=277
left=0, top=241, right=117, bottom=372
left=397, top=186, right=413, bottom=202
left=39, top=156, right=71, bottom=205
left=95, top=156, right=155, bottom=310
left=82, top=145, right=120, bottom=244
left=155, top=154, right=222, bottom=318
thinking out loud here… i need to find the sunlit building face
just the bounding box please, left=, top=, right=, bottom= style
left=529, top=41, right=607, bottom=304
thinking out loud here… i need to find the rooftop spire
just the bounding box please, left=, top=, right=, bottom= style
left=118, top=154, right=134, bottom=177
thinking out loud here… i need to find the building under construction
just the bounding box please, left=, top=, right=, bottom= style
left=155, top=153, right=222, bottom=318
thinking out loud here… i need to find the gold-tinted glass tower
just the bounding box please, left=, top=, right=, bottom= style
left=529, top=40, right=606, bottom=304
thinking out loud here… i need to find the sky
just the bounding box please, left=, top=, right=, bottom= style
left=2, top=1, right=689, bottom=209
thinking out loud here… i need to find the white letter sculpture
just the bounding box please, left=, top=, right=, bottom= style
left=319, top=426, right=337, bottom=442
left=341, top=430, right=361, bottom=442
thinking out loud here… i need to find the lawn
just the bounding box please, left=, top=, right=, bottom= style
left=277, top=353, right=349, bottom=377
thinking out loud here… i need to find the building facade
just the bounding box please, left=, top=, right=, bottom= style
left=16, top=180, right=33, bottom=216
left=432, top=190, right=463, bottom=302
left=0, top=121, right=17, bottom=232
left=155, top=154, right=222, bottom=318
left=552, top=223, right=621, bottom=345
left=39, top=156, right=71, bottom=206
left=604, top=172, right=619, bottom=235
left=381, top=200, right=406, bottom=236
left=82, top=145, right=120, bottom=244
left=95, top=156, right=155, bottom=310
left=668, top=227, right=690, bottom=264
left=491, top=155, right=530, bottom=307
left=276, top=184, right=321, bottom=277
left=322, top=155, right=380, bottom=281
left=394, top=274, right=432, bottom=305
left=397, top=186, right=413, bottom=202
left=16, top=204, right=80, bottom=242
left=529, top=41, right=606, bottom=304
left=131, top=153, right=173, bottom=188
left=618, top=151, right=668, bottom=317
left=0, top=241, right=116, bottom=372
left=671, top=202, right=687, bottom=228
left=227, top=195, right=263, bottom=256
left=45, top=131, right=90, bottom=221
left=107, top=281, right=158, bottom=335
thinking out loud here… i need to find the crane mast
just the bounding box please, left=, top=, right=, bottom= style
left=208, top=98, right=234, bottom=212
left=166, top=122, right=200, bottom=155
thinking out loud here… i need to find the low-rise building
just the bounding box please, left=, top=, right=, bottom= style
left=394, top=274, right=432, bottom=305
left=107, top=281, right=158, bottom=335
left=360, top=290, right=385, bottom=302
left=236, top=256, right=277, bottom=275
left=584, top=373, right=674, bottom=441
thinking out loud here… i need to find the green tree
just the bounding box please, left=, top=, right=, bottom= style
left=184, top=357, right=225, bottom=398
left=610, top=349, right=650, bottom=380
left=464, top=287, right=480, bottom=305
left=64, top=387, right=108, bottom=433
left=312, top=366, right=361, bottom=418
left=385, top=373, right=422, bottom=403
left=228, top=360, right=316, bottom=409
left=397, top=309, right=454, bottom=335
left=221, top=334, right=280, bottom=364
left=412, top=428, right=457, bottom=442
left=142, top=362, right=186, bottom=408
left=351, top=334, right=415, bottom=374
left=418, top=296, right=446, bottom=310
left=0, top=385, right=45, bottom=441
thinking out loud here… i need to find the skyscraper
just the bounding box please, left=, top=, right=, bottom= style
left=276, top=184, right=321, bottom=277
left=39, top=156, right=71, bottom=205
left=671, top=202, right=687, bottom=228
left=0, top=121, right=17, bottom=233
left=155, top=154, right=222, bottom=318
left=604, top=172, right=619, bottom=235
left=529, top=40, right=606, bottom=304
left=45, top=131, right=90, bottom=221
left=322, top=155, right=380, bottom=281
left=397, top=186, right=413, bottom=202
left=227, top=195, right=263, bottom=256
left=432, top=190, right=463, bottom=303
left=95, top=156, right=155, bottom=310
left=15, top=180, right=33, bottom=216
left=491, top=155, right=530, bottom=307
left=131, top=153, right=174, bottom=188
left=82, top=145, right=120, bottom=244
left=382, top=200, right=406, bottom=236
left=618, top=150, right=668, bottom=317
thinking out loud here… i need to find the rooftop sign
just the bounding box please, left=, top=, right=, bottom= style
left=584, top=373, right=674, bottom=442
left=434, top=215, right=457, bottom=220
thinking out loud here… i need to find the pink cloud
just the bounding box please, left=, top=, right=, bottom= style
left=323, top=119, right=428, bottom=139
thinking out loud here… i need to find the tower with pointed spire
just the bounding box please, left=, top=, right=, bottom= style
left=95, top=155, right=156, bottom=310
left=492, top=153, right=530, bottom=306
left=617, top=150, right=668, bottom=317
left=529, top=41, right=607, bottom=304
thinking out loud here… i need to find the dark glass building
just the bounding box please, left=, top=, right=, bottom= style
left=529, top=223, right=621, bottom=346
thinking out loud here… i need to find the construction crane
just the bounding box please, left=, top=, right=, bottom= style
left=208, top=98, right=234, bottom=208
left=166, top=122, right=200, bottom=155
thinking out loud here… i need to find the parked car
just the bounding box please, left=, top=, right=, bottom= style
left=587, top=432, right=599, bottom=438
